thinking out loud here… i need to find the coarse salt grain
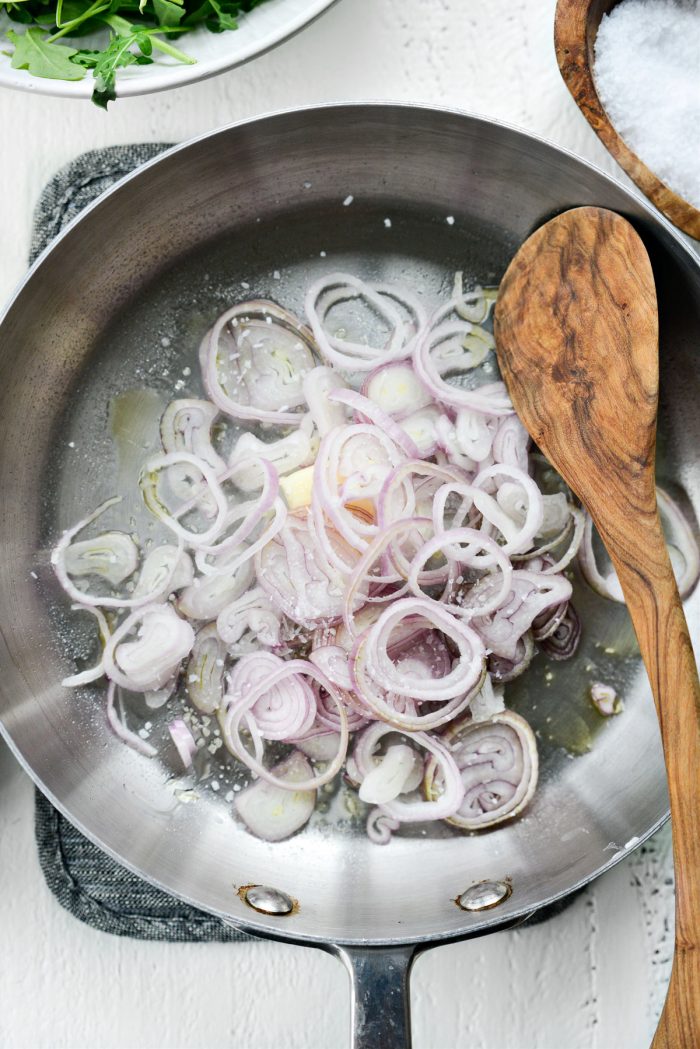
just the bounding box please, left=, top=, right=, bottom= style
left=594, top=0, right=700, bottom=209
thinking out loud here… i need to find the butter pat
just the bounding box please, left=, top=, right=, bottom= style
left=279, top=464, right=376, bottom=522
left=280, top=465, right=315, bottom=509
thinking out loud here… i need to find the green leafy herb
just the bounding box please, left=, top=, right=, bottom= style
left=203, top=0, right=238, bottom=32
left=73, top=26, right=154, bottom=106
left=0, top=0, right=269, bottom=105
left=6, top=25, right=84, bottom=78
left=152, top=0, right=184, bottom=27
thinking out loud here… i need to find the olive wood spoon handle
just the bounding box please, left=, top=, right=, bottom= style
left=493, top=206, right=700, bottom=1049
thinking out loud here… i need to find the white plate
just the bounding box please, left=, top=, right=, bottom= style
left=0, top=0, right=336, bottom=99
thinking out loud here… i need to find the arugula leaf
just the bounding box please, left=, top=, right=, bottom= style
left=71, top=40, right=151, bottom=67
left=180, top=0, right=211, bottom=26
left=205, top=0, right=238, bottom=31
left=7, top=26, right=85, bottom=79
left=50, top=0, right=111, bottom=35
left=70, top=48, right=101, bottom=67
left=5, top=6, right=35, bottom=24
left=87, top=28, right=153, bottom=107
left=152, top=0, right=184, bottom=27
left=136, top=31, right=152, bottom=54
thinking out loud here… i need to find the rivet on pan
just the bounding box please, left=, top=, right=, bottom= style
left=456, top=879, right=512, bottom=912
left=242, top=885, right=295, bottom=916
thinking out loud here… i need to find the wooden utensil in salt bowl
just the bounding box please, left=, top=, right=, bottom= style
left=494, top=206, right=700, bottom=1048
left=554, top=0, right=700, bottom=239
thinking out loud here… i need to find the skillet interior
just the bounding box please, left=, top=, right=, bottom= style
left=0, top=104, right=698, bottom=946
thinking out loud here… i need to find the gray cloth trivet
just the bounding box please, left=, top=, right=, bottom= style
left=32, top=144, right=579, bottom=940
left=29, top=143, right=171, bottom=266
left=35, top=791, right=246, bottom=942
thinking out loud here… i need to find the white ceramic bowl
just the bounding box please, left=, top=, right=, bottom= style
left=0, top=0, right=336, bottom=99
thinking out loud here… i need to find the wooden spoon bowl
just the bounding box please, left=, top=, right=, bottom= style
left=554, top=0, right=700, bottom=239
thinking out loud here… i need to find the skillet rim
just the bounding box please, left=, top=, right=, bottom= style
left=0, top=101, right=691, bottom=947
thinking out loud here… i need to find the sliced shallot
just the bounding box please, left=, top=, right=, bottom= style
left=168, top=718, right=198, bottom=769
left=236, top=751, right=317, bottom=842
left=103, top=603, right=195, bottom=693
left=52, top=498, right=185, bottom=610
left=200, top=301, right=317, bottom=426
left=424, top=709, right=538, bottom=829
left=64, top=531, right=139, bottom=586
left=305, top=272, right=427, bottom=371
left=220, top=659, right=349, bottom=791
left=52, top=266, right=604, bottom=848
left=353, top=722, right=465, bottom=823
left=186, top=623, right=228, bottom=713
left=106, top=682, right=157, bottom=758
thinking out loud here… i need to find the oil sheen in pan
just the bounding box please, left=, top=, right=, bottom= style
left=39, top=203, right=648, bottom=843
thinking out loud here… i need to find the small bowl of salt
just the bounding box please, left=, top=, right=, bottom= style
left=555, top=0, right=700, bottom=239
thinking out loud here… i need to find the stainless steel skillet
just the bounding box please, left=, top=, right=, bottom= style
left=0, top=104, right=698, bottom=1048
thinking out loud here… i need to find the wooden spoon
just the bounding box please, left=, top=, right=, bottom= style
left=493, top=206, right=700, bottom=1048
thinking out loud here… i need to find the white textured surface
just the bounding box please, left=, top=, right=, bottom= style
left=0, top=1, right=678, bottom=1046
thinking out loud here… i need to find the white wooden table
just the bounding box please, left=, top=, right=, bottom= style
left=0, top=1, right=679, bottom=1046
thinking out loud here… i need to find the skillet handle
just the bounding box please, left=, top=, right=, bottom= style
left=331, top=944, right=418, bottom=1049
